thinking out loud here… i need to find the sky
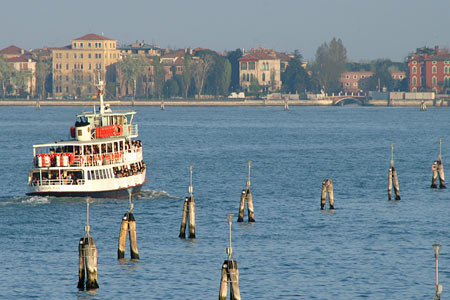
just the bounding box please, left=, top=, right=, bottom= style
left=1, top=0, right=450, bottom=62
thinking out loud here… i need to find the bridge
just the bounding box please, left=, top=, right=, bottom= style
left=306, top=93, right=367, bottom=106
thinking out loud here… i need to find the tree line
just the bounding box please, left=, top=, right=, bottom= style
left=0, top=37, right=410, bottom=100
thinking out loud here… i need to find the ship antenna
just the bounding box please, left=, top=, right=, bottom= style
left=95, top=70, right=105, bottom=115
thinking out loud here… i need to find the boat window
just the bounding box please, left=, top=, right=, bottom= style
left=90, top=170, right=95, bottom=180
left=95, top=170, right=100, bottom=179
left=87, top=171, right=91, bottom=180
left=102, top=169, right=107, bottom=178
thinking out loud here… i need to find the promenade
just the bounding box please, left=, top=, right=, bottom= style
left=0, top=98, right=448, bottom=107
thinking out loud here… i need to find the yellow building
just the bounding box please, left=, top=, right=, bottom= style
left=239, top=51, right=281, bottom=92
left=52, top=33, right=121, bottom=98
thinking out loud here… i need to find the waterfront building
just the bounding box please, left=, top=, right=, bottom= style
left=51, top=33, right=121, bottom=98
left=0, top=45, right=36, bottom=97
left=118, top=41, right=163, bottom=57
left=408, top=46, right=450, bottom=93
left=340, top=71, right=406, bottom=93
left=239, top=49, right=282, bottom=92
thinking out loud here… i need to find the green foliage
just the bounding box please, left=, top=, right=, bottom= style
left=11, top=70, right=31, bottom=97
left=0, top=55, right=13, bottom=98
left=181, top=55, right=192, bottom=98
left=248, top=77, right=261, bottom=96
left=311, top=37, right=347, bottom=93
left=281, top=56, right=311, bottom=95
left=205, top=56, right=231, bottom=96
left=226, top=49, right=243, bottom=92
left=192, top=54, right=214, bottom=97
left=163, top=78, right=180, bottom=98
left=116, top=55, right=149, bottom=99
left=36, top=60, right=51, bottom=99
left=152, top=57, right=166, bottom=100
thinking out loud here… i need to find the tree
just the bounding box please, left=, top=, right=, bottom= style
left=192, top=54, right=214, bottom=97
left=182, top=55, right=193, bottom=99
left=248, top=77, right=261, bottom=95
left=281, top=56, right=311, bottom=95
left=11, top=70, right=31, bottom=97
left=35, top=60, right=51, bottom=99
left=0, top=55, right=13, bottom=99
left=226, top=49, right=243, bottom=92
left=311, top=37, right=347, bottom=92
left=151, top=57, right=166, bottom=100
left=163, top=78, right=180, bottom=98
left=207, top=56, right=231, bottom=96
left=116, top=55, right=148, bottom=99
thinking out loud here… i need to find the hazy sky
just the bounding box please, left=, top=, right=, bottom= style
left=1, top=0, right=450, bottom=62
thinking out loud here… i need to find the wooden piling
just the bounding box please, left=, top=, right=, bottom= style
left=388, top=167, right=393, bottom=201
left=237, top=190, right=246, bottom=222
left=128, top=213, right=139, bottom=259
left=392, top=167, right=401, bottom=200
left=438, top=162, right=446, bottom=189
left=219, top=261, right=228, bottom=300
left=117, top=213, right=128, bottom=259
left=327, top=179, right=334, bottom=209
left=179, top=197, right=189, bottom=238
left=84, top=237, right=99, bottom=290
left=431, top=161, right=438, bottom=188
left=246, top=189, right=255, bottom=222
left=320, top=179, right=327, bottom=210
left=77, top=237, right=86, bottom=289
left=188, top=196, right=196, bottom=239
left=228, top=260, right=241, bottom=300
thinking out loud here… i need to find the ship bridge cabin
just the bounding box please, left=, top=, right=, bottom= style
left=73, top=110, right=138, bottom=141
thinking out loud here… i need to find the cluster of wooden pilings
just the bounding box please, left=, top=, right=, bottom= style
left=75, top=138, right=447, bottom=294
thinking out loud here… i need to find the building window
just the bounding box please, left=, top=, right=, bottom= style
left=66, top=64, right=69, bottom=70
left=412, top=87, right=417, bottom=92
left=66, top=87, right=69, bottom=93
left=399, top=75, right=403, bottom=79
left=353, top=82, right=358, bottom=86
left=89, top=64, right=91, bottom=70
left=73, top=43, right=77, bottom=48
left=246, top=74, right=249, bottom=81
left=361, top=75, right=365, bottom=79
left=412, top=61, right=417, bottom=65
left=88, top=43, right=91, bottom=48
left=433, top=61, right=437, bottom=64
left=432, top=76, right=437, bottom=85
left=242, top=74, right=245, bottom=81
left=345, top=82, right=350, bottom=86
left=412, top=66, right=417, bottom=74
left=345, top=75, right=350, bottom=79
left=80, top=54, right=83, bottom=59
left=99, top=43, right=102, bottom=48
left=412, top=76, right=417, bottom=85
left=241, top=62, right=247, bottom=70
left=353, top=75, right=357, bottom=79
left=88, top=53, right=91, bottom=59
left=249, top=61, right=255, bottom=70
left=432, top=66, right=437, bottom=74
left=262, top=73, right=266, bottom=81
left=445, top=66, right=448, bottom=74
left=80, top=43, right=83, bottom=48
left=66, top=76, right=69, bottom=82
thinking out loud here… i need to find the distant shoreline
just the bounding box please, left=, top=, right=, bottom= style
left=0, top=99, right=449, bottom=107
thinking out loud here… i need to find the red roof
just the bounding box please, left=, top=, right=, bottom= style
left=8, top=56, right=35, bottom=63
left=239, top=52, right=278, bottom=61
left=0, top=45, right=26, bottom=55
left=74, top=33, right=114, bottom=41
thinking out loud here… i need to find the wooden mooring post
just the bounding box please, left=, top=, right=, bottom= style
left=78, top=199, right=99, bottom=290
left=237, top=161, right=255, bottom=222
left=388, top=144, right=401, bottom=200
left=431, top=139, right=446, bottom=189
left=218, top=214, right=241, bottom=300
left=320, top=179, right=335, bottom=209
left=179, top=165, right=196, bottom=239
left=117, top=191, right=139, bottom=259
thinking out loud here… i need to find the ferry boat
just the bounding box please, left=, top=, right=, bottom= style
left=26, top=81, right=146, bottom=198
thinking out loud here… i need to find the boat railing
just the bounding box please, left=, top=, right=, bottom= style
left=33, top=147, right=142, bottom=168
left=31, top=179, right=85, bottom=186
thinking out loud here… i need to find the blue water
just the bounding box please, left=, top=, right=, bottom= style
left=1, top=105, right=449, bottom=299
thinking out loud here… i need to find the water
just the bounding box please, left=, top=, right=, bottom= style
left=1, top=105, right=449, bottom=299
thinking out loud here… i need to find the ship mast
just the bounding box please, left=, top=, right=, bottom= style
left=95, top=69, right=105, bottom=115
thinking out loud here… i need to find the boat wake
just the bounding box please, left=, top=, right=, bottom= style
left=136, top=189, right=181, bottom=200
left=0, top=195, right=51, bottom=206
left=21, top=195, right=50, bottom=205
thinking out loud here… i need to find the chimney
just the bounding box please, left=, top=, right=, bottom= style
left=435, top=45, right=440, bottom=54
